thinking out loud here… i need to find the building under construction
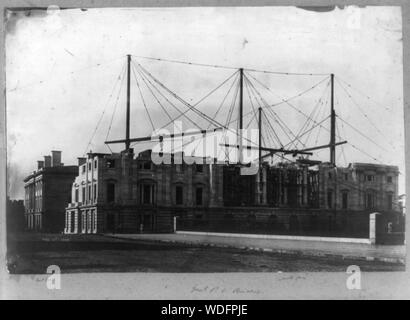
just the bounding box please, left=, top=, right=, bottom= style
left=63, top=55, right=403, bottom=237
left=64, top=148, right=400, bottom=235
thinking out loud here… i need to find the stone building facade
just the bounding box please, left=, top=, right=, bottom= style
left=24, top=151, right=78, bottom=232
left=64, top=149, right=224, bottom=234
left=64, top=148, right=400, bottom=234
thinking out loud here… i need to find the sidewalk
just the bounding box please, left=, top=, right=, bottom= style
left=107, top=232, right=406, bottom=264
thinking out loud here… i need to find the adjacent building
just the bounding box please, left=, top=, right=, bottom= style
left=24, top=151, right=77, bottom=232
left=64, top=148, right=401, bottom=235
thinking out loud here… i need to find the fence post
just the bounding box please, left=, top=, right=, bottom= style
left=173, top=216, right=177, bottom=233
left=369, top=212, right=379, bottom=245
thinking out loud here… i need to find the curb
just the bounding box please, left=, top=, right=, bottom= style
left=104, top=234, right=405, bottom=265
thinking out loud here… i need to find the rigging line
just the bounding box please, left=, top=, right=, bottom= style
left=206, top=72, right=240, bottom=130
left=285, top=116, right=331, bottom=149
left=336, top=115, right=389, bottom=152
left=247, top=74, right=330, bottom=110
left=159, top=70, right=240, bottom=131
left=245, top=73, right=303, bottom=147
left=263, top=109, right=283, bottom=148
left=335, top=92, right=348, bottom=167
left=335, top=124, right=342, bottom=164
left=105, top=143, right=113, bottom=154
left=224, top=75, right=330, bottom=126
left=336, top=121, right=348, bottom=166
left=186, top=76, right=241, bottom=159
left=349, top=143, right=384, bottom=164
left=246, top=72, right=330, bottom=116
left=260, top=98, right=295, bottom=149
left=337, top=76, right=392, bottom=112
left=137, top=63, right=221, bottom=129
left=217, top=80, right=241, bottom=160
left=133, top=63, right=191, bottom=129
left=105, top=66, right=127, bottom=143
left=139, top=63, right=259, bottom=151
left=225, top=77, right=241, bottom=129
left=8, top=55, right=125, bottom=93
left=244, top=68, right=329, bottom=77
left=130, top=140, right=159, bottom=148
left=247, top=72, right=341, bottom=144
left=132, top=54, right=238, bottom=70
left=262, top=113, right=281, bottom=148
left=301, top=89, right=329, bottom=147
left=294, top=79, right=330, bottom=147
left=243, top=76, right=258, bottom=129
left=244, top=74, right=284, bottom=139
left=224, top=79, right=241, bottom=139
left=314, top=92, right=330, bottom=146
left=83, top=61, right=126, bottom=156
left=243, top=74, right=264, bottom=132
left=335, top=77, right=391, bottom=143
left=131, top=54, right=329, bottom=76
left=193, top=70, right=239, bottom=107
left=301, top=79, right=330, bottom=143
left=245, top=74, right=302, bottom=148
left=130, top=63, right=155, bottom=131
left=245, top=111, right=258, bottom=129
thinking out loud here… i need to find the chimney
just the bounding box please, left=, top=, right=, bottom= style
left=51, top=150, right=62, bottom=167
left=44, top=155, right=51, bottom=168
left=77, top=157, right=86, bottom=166
left=37, top=160, right=44, bottom=170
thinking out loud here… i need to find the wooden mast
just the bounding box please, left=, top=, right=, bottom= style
left=125, top=54, right=131, bottom=151
left=330, top=73, right=335, bottom=165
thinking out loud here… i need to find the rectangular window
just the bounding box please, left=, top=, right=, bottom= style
left=107, top=183, right=115, bottom=202
left=88, top=162, right=92, bottom=171
left=387, top=176, right=393, bottom=183
left=143, top=162, right=151, bottom=170
left=342, top=192, right=348, bottom=209
left=82, top=165, right=86, bottom=173
left=367, top=175, right=374, bottom=182
left=88, top=185, right=92, bottom=201
left=94, top=159, right=98, bottom=169
left=93, top=184, right=97, bottom=201
left=327, top=190, right=333, bottom=209
left=344, top=173, right=348, bottom=181
left=75, top=189, right=79, bottom=202
left=196, top=187, right=203, bottom=206
left=387, top=194, right=393, bottom=210
left=366, top=193, right=374, bottom=209
left=176, top=186, right=183, bottom=205
left=82, top=187, right=86, bottom=202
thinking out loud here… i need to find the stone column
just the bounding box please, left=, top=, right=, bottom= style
left=369, top=212, right=379, bottom=245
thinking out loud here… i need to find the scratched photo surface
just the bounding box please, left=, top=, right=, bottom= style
left=5, top=6, right=405, bottom=274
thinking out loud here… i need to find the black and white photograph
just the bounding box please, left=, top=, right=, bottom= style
left=1, top=1, right=409, bottom=300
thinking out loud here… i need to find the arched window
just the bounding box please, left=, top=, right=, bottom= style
left=341, top=190, right=349, bottom=209
left=175, top=184, right=184, bottom=205
left=138, top=179, right=156, bottom=205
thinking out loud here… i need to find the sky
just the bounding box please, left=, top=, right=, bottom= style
left=5, top=6, right=405, bottom=199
